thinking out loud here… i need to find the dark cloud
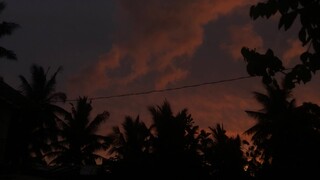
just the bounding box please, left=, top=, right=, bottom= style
left=4, top=0, right=318, bottom=137
left=68, top=0, right=254, bottom=95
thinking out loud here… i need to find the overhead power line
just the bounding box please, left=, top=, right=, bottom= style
left=65, top=75, right=255, bottom=102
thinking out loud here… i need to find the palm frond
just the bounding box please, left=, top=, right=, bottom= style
left=86, top=111, right=109, bottom=133
left=253, top=92, right=270, bottom=108
left=0, top=46, right=17, bottom=60
left=110, top=126, right=125, bottom=145
left=19, top=75, right=33, bottom=96
left=30, top=65, right=46, bottom=93
left=0, top=21, right=19, bottom=38
left=245, top=124, right=265, bottom=136
left=44, top=66, right=62, bottom=97
left=209, top=124, right=227, bottom=144
left=122, top=116, right=135, bottom=139
left=245, top=111, right=268, bottom=121
left=47, top=103, right=68, bottom=117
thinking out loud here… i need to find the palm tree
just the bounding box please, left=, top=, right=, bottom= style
left=0, top=2, right=19, bottom=60
left=19, top=65, right=66, bottom=106
left=7, top=64, right=67, bottom=170
left=18, top=65, right=67, bottom=159
left=244, top=81, right=295, bottom=164
left=148, top=100, right=204, bottom=178
left=148, top=100, right=190, bottom=155
left=110, top=116, right=149, bottom=160
left=245, top=80, right=320, bottom=177
left=206, top=124, right=246, bottom=179
left=109, top=116, right=151, bottom=177
left=47, top=97, right=110, bottom=167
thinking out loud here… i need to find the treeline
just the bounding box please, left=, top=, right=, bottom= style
left=3, top=64, right=320, bottom=179
left=2, top=0, right=320, bottom=179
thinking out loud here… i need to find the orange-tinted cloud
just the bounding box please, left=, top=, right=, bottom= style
left=68, top=45, right=123, bottom=96
left=282, top=39, right=306, bottom=66
left=155, top=67, right=189, bottom=89
left=221, top=23, right=264, bottom=60
left=68, top=0, right=254, bottom=96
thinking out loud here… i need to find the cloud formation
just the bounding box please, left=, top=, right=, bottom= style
left=69, top=0, right=254, bottom=95
left=220, top=23, right=264, bottom=60
left=282, top=39, right=306, bottom=66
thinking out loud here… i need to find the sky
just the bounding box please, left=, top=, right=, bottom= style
left=1, top=0, right=320, bottom=136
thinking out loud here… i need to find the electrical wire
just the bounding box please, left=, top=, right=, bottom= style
left=65, top=75, right=256, bottom=102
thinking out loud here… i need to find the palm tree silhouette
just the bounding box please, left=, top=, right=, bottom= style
left=148, top=100, right=204, bottom=178
left=109, top=116, right=151, bottom=177
left=148, top=100, right=189, bottom=155
left=110, top=116, right=149, bottom=160
left=206, top=124, right=246, bottom=179
left=14, top=65, right=67, bottom=167
left=0, top=2, right=19, bottom=60
left=46, top=96, right=110, bottom=167
left=245, top=80, right=320, bottom=178
left=244, top=81, right=295, bottom=164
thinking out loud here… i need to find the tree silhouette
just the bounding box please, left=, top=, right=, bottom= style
left=110, top=116, right=149, bottom=160
left=242, top=1, right=320, bottom=178
left=244, top=81, right=295, bottom=176
left=148, top=100, right=205, bottom=179
left=18, top=65, right=67, bottom=161
left=242, top=0, right=320, bottom=88
left=245, top=81, right=294, bottom=161
left=0, top=1, right=19, bottom=60
left=201, top=124, right=247, bottom=179
left=149, top=100, right=190, bottom=156
left=245, top=80, right=320, bottom=178
left=5, top=64, right=67, bottom=172
left=46, top=97, right=110, bottom=167
left=283, top=102, right=320, bottom=178
left=109, top=116, right=151, bottom=177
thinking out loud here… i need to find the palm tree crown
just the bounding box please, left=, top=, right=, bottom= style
left=0, top=2, right=19, bottom=60
left=110, top=116, right=149, bottom=159
left=17, top=64, right=67, bottom=164
left=47, top=97, right=110, bottom=166
left=245, top=81, right=295, bottom=158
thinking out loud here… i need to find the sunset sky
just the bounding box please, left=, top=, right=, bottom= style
left=1, top=0, right=320, bottom=136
